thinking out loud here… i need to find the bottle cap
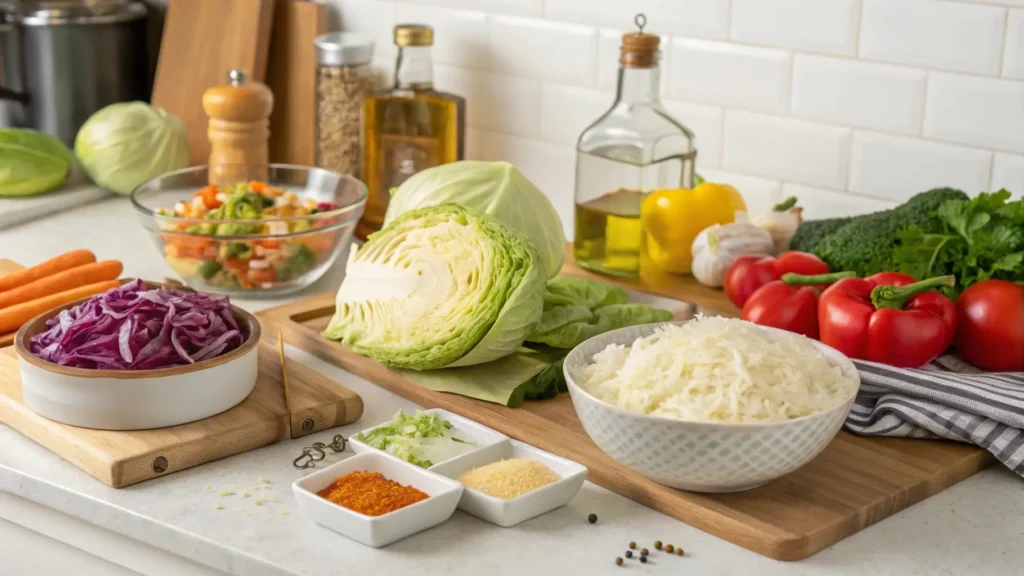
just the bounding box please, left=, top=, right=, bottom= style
left=315, top=32, right=375, bottom=67
left=620, top=14, right=660, bottom=68
left=394, top=24, right=433, bottom=47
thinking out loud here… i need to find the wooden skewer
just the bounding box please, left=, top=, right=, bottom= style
left=277, top=329, right=294, bottom=439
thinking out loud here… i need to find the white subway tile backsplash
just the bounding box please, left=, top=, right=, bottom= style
left=992, top=154, right=1024, bottom=195
left=697, top=168, right=782, bottom=215
left=924, top=73, right=1024, bottom=154
left=1006, top=10, right=1024, bottom=79
left=478, top=131, right=577, bottom=236
left=860, top=0, right=1006, bottom=75
left=544, top=0, right=729, bottom=40
left=849, top=131, right=992, bottom=201
left=328, top=0, right=397, bottom=60
left=488, top=15, right=597, bottom=86
left=723, top=112, right=851, bottom=189
left=539, top=84, right=611, bottom=146
left=669, top=39, right=792, bottom=114
left=435, top=66, right=541, bottom=137
left=393, top=5, right=488, bottom=70
left=730, top=0, right=859, bottom=56
left=792, top=55, right=926, bottom=135
left=782, top=184, right=897, bottom=220
left=663, top=101, right=724, bottom=168
left=391, top=0, right=543, bottom=17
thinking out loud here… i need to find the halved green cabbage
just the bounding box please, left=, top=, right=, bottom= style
left=383, top=161, right=566, bottom=278
left=324, top=204, right=546, bottom=370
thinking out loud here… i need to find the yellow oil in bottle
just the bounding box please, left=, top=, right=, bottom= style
left=359, top=91, right=464, bottom=240
left=574, top=188, right=645, bottom=277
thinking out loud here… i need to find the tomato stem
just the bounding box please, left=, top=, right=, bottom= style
left=781, top=271, right=856, bottom=286
left=871, top=275, right=956, bottom=310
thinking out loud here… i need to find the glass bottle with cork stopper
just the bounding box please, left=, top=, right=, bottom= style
left=202, top=69, right=275, bottom=187
left=359, top=24, right=466, bottom=240
left=573, top=15, right=696, bottom=278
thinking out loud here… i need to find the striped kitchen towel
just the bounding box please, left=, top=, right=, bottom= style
left=845, top=354, right=1024, bottom=476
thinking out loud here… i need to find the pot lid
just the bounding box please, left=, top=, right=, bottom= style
left=1, top=0, right=146, bottom=26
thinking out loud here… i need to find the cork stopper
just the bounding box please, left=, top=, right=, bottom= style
left=620, top=14, right=660, bottom=69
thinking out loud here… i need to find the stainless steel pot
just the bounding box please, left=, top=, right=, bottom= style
left=0, top=0, right=149, bottom=146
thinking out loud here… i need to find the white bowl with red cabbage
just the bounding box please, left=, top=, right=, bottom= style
left=15, top=280, right=261, bottom=430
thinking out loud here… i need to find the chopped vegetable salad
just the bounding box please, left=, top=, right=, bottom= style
left=157, top=181, right=342, bottom=290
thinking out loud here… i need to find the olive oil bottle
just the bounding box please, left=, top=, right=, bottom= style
left=573, top=15, right=695, bottom=277
left=359, top=24, right=466, bottom=240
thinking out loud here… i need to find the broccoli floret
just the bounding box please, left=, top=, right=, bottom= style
left=814, top=188, right=969, bottom=276
left=790, top=216, right=856, bottom=253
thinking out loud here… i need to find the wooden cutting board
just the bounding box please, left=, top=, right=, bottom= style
left=151, top=0, right=275, bottom=166
left=0, top=259, right=363, bottom=488
left=254, top=247, right=993, bottom=561
left=267, top=0, right=326, bottom=166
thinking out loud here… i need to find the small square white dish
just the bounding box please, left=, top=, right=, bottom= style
left=350, top=408, right=508, bottom=470
left=292, top=451, right=463, bottom=548
left=430, top=439, right=587, bottom=528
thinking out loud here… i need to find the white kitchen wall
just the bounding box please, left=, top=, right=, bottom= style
left=319, top=0, right=1024, bottom=235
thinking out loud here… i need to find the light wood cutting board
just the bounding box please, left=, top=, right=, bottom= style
left=267, top=0, right=326, bottom=166
left=253, top=246, right=994, bottom=561
left=0, top=259, right=363, bottom=488
left=151, top=0, right=276, bottom=166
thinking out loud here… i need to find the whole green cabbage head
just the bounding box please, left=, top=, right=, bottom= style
left=0, top=128, right=72, bottom=196
left=383, top=161, right=566, bottom=279
left=324, top=203, right=546, bottom=370
left=74, top=102, right=189, bottom=196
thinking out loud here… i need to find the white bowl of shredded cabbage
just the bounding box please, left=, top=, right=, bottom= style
left=563, top=316, right=860, bottom=493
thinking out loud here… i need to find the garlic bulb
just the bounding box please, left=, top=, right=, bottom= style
left=691, top=222, right=775, bottom=287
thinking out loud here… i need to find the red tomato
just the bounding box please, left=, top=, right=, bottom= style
left=724, top=251, right=829, bottom=308
left=956, top=280, right=1024, bottom=371
left=247, top=267, right=276, bottom=285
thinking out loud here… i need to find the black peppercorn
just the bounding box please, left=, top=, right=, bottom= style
left=588, top=513, right=598, bottom=524
left=625, top=550, right=633, bottom=558
left=640, top=556, right=648, bottom=564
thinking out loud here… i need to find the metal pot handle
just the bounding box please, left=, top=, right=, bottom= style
left=0, top=20, right=28, bottom=104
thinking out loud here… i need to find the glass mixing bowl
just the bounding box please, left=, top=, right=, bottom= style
left=132, top=165, right=367, bottom=297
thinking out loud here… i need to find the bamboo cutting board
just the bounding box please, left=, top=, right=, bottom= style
left=151, top=0, right=275, bottom=166
left=254, top=249, right=993, bottom=561
left=267, top=0, right=326, bottom=166
left=0, top=259, right=363, bottom=488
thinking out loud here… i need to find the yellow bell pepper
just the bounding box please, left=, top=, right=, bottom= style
left=641, top=183, right=746, bottom=274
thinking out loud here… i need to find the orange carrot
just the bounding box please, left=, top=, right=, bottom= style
left=0, top=331, right=14, bottom=348
left=0, top=280, right=121, bottom=334
left=0, top=249, right=96, bottom=292
left=0, top=260, right=123, bottom=310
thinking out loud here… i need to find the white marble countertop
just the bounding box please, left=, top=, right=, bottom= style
left=2, top=197, right=1024, bottom=576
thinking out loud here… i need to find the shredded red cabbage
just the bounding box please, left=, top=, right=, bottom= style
left=29, top=280, right=245, bottom=370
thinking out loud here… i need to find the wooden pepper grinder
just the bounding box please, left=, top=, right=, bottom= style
left=202, top=69, right=274, bottom=186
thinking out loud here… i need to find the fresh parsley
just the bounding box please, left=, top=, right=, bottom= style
left=893, top=190, right=1024, bottom=292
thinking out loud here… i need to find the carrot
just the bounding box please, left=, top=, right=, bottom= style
left=0, top=280, right=121, bottom=334
left=0, top=260, right=123, bottom=310
left=0, top=249, right=96, bottom=292
left=0, top=331, right=14, bottom=348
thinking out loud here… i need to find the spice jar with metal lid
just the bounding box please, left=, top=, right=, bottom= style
left=572, top=14, right=697, bottom=279
left=314, top=32, right=375, bottom=179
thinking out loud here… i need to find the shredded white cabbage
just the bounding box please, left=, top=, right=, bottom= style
left=577, top=316, right=857, bottom=423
